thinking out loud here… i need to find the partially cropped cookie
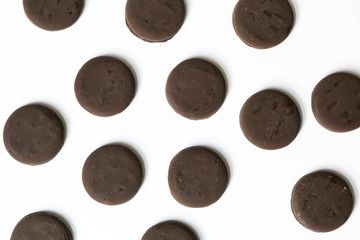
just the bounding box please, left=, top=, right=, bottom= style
left=240, top=89, right=300, bottom=150
left=168, top=146, right=229, bottom=208
left=11, top=212, right=72, bottom=240
left=232, top=0, right=294, bottom=49
left=74, top=56, right=136, bottom=117
left=142, top=221, right=198, bottom=240
left=312, top=72, right=360, bottom=132
left=125, top=0, right=186, bottom=42
left=3, top=104, right=65, bottom=165
left=82, top=144, right=143, bottom=205
left=166, top=58, right=226, bottom=120
left=23, top=0, right=84, bottom=31
left=291, top=170, right=354, bottom=232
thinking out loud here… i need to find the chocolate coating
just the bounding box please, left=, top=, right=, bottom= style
left=74, top=56, right=136, bottom=117
left=142, top=221, right=198, bottom=240
left=11, top=212, right=72, bottom=240
left=291, top=171, right=354, bottom=232
left=232, top=0, right=294, bottom=49
left=125, top=0, right=186, bottom=42
left=240, top=89, right=300, bottom=150
left=3, top=104, right=65, bottom=165
left=82, top=144, right=143, bottom=205
left=311, top=72, right=360, bottom=132
left=166, top=58, right=226, bottom=120
left=168, top=146, right=229, bottom=208
left=23, top=0, right=84, bottom=31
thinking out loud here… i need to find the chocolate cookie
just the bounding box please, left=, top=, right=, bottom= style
left=11, top=212, right=72, bottom=240
left=232, top=0, right=294, bottom=49
left=311, top=72, right=360, bottom=132
left=3, top=104, right=65, bottom=165
left=125, top=0, right=186, bottom=42
left=82, top=144, right=143, bottom=205
left=291, top=171, right=354, bottom=232
left=166, top=58, right=226, bottom=120
left=74, top=56, right=136, bottom=117
left=23, top=0, right=84, bottom=31
left=168, top=146, right=229, bottom=208
left=142, top=221, right=198, bottom=240
left=240, top=89, right=300, bottom=150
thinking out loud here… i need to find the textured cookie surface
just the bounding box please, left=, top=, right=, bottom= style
left=74, top=56, right=135, bottom=117
left=232, top=0, right=294, bottom=49
left=166, top=58, right=226, bottom=120
left=23, top=0, right=84, bottom=31
left=311, top=72, right=360, bottom=132
left=125, top=0, right=186, bottom=42
left=3, top=104, right=65, bottom=165
left=240, top=89, right=300, bottom=150
left=142, top=221, right=198, bottom=240
left=82, top=144, right=143, bottom=205
left=11, top=212, right=72, bottom=240
left=291, top=171, right=354, bottom=232
left=168, top=146, right=228, bottom=208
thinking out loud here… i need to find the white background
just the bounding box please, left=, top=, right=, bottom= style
left=1, top=0, right=360, bottom=239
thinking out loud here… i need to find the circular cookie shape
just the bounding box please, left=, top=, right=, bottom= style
left=240, top=89, right=300, bottom=150
left=11, top=212, right=72, bottom=240
left=311, top=72, right=360, bottom=132
left=125, top=0, right=186, bottom=42
left=291, top=170, right=354, bottom=232
left=166, top=58, right=226, bottom=120
left=23, top=0, right=84, bottom=31
left=232, top=0, right=294, bottom=49
left=168, top=146, right=229, bottom=208
left=142, top=221, right=198, bottom=240
left=82, top=144, right=143, bottom=205
left=3, top=104, right=65, bottom=165
left=74, top=56, right=136, bottom=117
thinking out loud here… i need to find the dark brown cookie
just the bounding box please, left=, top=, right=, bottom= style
left=3, top=104, right=65, bottom=165
left=11, top=212, right=72, bottom=240
left=232, top=0, right=294, bottom=49
left=23, top=0, right=84, bottom=31
left=82, top=144, right=143, bottom=205
left=74, top=56, right=136, bottom=117
left=142, top=221, right=198, bottom=240
left=240, top=89, right=300, bottom=150
left=125, top=0, right=186, bottom=42
left=291, top=171, right=354, bottom=232
left=168, top=146, right=229, bottom=208
left=311, top=72, right=360, bottom=132
left=166, top=58, right=226, bottom=120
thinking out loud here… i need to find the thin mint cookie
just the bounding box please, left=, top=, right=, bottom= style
left=74, top=56, right=136, bottom=117
left=82, top=144, right=143, bottom=205
left=233, top=0, right=294, bottom=49
left=312, top=72, right=360, bottom=132
left=11, top=212, right=72, bottom=240
left=291, top=171, right=354, bottom=232
left=23, top=0, right=84, bottom=31
left=142, top=221, right=198, bottom=240
left=3, top=104, right=65, bottom=165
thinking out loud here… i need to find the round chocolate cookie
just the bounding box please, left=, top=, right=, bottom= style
left=74, top=56, right=136, bottom=117
left=291, top=170, right=354, bottom=232
left=3, top=104, right=65, bottom=165
left=125, top=0, right=186, bottom=42
left=168, top=146, right=229, bottom=208
left=82, top=144, right=143, bottom=205
left=23, top=0, right=84, bottom=31
left=11, top=212, right=72, bottom=240
left=240, top=89, right=300, bottom=150
left=311, top=72, right=360, bottom=132
left=142, top=221, right=198, bottom=240
left=166, top=58, right=226, bottom=120
left=232, top=0, right=294, bottom=49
